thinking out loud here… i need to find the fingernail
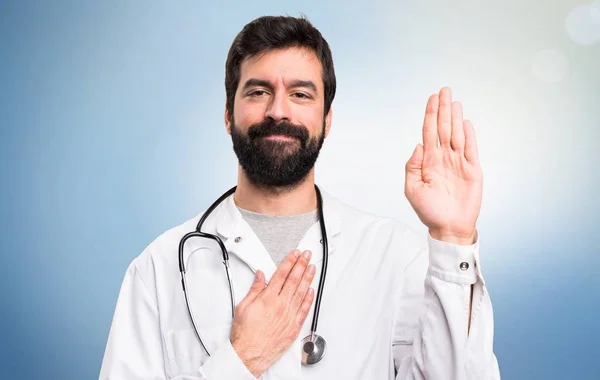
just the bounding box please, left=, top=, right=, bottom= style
left=303, top=250, right=311, bottom=259
left=255, top=270, right=262, bottom=281
left=293, top=250, right=301, bottom=258
left=308, top=264, right=315, bottom=274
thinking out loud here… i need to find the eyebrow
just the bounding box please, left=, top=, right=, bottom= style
left=242, top=78, right=318, bottom=93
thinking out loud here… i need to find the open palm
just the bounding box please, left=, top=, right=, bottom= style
left=404, top=87, right=483, bottom=243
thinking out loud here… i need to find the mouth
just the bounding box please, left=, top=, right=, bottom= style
left=262, top=134, right=299, bottom=142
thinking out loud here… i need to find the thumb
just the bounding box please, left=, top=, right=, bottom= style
left=405, top=143, right=424, bottom=174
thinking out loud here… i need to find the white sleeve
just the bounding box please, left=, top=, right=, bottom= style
left=392, top=231, right=501, bottom=380
left=98, top=261, right=257, bottom=380
left=197, top=341, right=257, bottom=380
left=98, top=262, right=168, bottom=379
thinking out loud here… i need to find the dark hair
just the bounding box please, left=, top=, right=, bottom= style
left=225, top=15, right=336, bottom=116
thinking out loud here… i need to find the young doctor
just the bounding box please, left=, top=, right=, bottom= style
left=99, top=15, right=501, bottom=380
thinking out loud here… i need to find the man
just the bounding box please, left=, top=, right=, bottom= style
left=99, top=15, right=500, bottom=380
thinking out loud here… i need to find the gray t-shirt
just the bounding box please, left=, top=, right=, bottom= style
left=237, top=206, right=319, bottom=265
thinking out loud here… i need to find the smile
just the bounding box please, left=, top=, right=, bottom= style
left=262, top=134, right=298, bottom=142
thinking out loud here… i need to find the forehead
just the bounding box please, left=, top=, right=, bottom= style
left=239, top=47, right=323, bottom=89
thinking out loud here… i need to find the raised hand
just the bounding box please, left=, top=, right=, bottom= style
left=230, top=249, right=316, bottom=377
left=404, top=87, right=483, bottom=245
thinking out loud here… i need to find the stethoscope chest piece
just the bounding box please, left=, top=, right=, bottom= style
left=301, top=333, right=326, bottom=365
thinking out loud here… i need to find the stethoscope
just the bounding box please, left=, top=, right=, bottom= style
left=178, top=184, right=329, bottom=365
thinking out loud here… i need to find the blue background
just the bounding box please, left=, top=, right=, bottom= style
left=1, top=1, right=599, bottom=379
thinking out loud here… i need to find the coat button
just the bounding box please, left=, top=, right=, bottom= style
left=234, top=237, right=242, bottom=243
left=460, top=262, right=469, bottom=271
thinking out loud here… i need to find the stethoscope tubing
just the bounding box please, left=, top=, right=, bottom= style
left=178, top=185, right=328, bottom=360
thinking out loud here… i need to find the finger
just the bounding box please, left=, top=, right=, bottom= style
left=279, top=250, right=312, bottom=299
left=405, top=143, right=424, bottom=190
left=295, top=287, right=315, bottom=326
left=265, top=250, right=301, bottom=295
left=463, top=120, right=479, bottom=164
left=437, top=87, right=452, bottom=148
left=290, top=264, right=316, bottom=311
left=450, top=101, right=465, bottom=153
left=242, top=270, right=265, bottom=305
left=422, top=94, right=439, bottom=152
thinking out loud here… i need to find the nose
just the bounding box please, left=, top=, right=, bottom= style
left=265, top=91, right=291, bottom=122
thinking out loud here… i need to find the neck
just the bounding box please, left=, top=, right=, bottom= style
left=233, top=167, right=317, bottom=216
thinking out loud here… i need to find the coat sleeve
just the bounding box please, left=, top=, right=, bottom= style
left=392, top=230, right=501, bottom=380
left=98, top=261, right=168, bottom=379
left=98, top=259, right=257, bottom=380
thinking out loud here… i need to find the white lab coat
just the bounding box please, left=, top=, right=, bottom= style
left=99, top=188, right=501, bottom=379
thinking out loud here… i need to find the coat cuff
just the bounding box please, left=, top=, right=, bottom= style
left=427, top=230, right=485, bottom=285
left=199, top=339, right=257, bottom=380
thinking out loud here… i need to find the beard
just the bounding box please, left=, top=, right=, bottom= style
left=230, top=117, right=325, bottom=189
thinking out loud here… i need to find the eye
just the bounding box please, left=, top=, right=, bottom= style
left=248, top=90, right=267, bottom=97
left=293, top=92, right=311, bottom=99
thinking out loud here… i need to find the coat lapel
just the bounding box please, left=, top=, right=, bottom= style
left=212, top=193, right=279, bottom=281
left=211, top=186, right=343, bottom=282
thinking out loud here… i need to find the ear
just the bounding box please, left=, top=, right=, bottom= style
left=225, top=107, right=232, bottom=135
left=324, top=107, right=333, bottom=138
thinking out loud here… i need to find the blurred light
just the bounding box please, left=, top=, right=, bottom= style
left=565, top=4, right=600, bottom=45
left=531, top=49, right=569, bottom=83
left=591, top=0, right=600, bottom=23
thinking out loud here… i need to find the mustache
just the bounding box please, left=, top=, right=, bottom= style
left=247, top=119, right=309, bottom=142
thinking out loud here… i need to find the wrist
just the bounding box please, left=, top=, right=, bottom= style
left=429, top=229, right=477, bottom=245
left=231, top=340, right=268, bottom=378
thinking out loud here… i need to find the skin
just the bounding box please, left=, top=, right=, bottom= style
left=405, top=91, right=483, bottom=246
left=224, top=46, right=483, bottom=377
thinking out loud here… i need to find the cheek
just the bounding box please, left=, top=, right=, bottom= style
left=234, top=102, right=266, bottom=126
left=304, top=112, right=325, bottom=135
